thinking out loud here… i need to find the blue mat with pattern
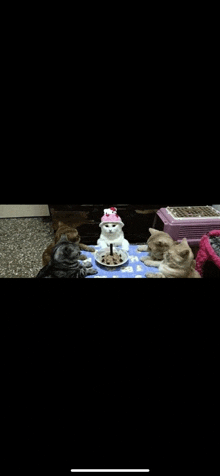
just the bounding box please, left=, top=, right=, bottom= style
left=82, top=245, right=159, bottom=278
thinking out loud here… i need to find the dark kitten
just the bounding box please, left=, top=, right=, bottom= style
left=37, top=236, right=98, bottom=278
left=42, top=221, right=95, bottom=266
left=210, top=236, right=220, bottom=257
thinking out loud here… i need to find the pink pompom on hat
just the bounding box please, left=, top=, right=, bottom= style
left=101, top=207, right=124, bottom=225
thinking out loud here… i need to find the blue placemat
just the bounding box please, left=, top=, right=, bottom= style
left=82, top=244, right=159, bottom=278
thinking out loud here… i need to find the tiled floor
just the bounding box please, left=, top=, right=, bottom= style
left=0, top=217, right=54, bottom=277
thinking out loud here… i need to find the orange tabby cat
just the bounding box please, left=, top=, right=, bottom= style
left=42, top=221, right=95, bottom=266
left=138, top=228, right=175, bottom=263
left=145, top=238, right=201, bottom=278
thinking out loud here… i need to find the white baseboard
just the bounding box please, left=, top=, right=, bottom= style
left=0, top=205, right=50, bottom=218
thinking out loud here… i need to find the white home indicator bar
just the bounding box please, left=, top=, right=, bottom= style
left=71, top=471, right=150, bottom=473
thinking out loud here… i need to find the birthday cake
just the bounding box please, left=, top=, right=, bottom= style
left=101, top=251, right=124, bottom=265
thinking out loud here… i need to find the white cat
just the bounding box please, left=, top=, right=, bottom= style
left=97, top=222, right=129, bottom=251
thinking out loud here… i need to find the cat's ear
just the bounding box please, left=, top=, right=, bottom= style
left=149, top=228, right=160, bottom=235
left=181, top=238, right=189, bottom=246
left=58, top=221, right=64, bottom=227
left=179, top=239, right=190, bottom=257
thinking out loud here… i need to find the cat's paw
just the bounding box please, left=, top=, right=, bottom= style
left=137, top=245, right=148, bottom=252
left=141, top=257, right=157, bottom=267
left=146, top=272, right=164, bottom=278
left=86, top=246, right=96, bottom=252
left=140, top=256, right=149, bottom=263
left=84, top=261, right=93, bottom=268
left=87, top=267, right=98, bottom=275
left=122, top=240, right=130, bottom=252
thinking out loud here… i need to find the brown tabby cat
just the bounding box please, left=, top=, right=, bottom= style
left=42, top=221, right=95, bottom=266
left=138, top=228, right=174, bottom=264
left=145, top=238, right=201, bottom=278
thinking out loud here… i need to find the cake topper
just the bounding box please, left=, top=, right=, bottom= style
left=102, top=207, right=120, bottom=221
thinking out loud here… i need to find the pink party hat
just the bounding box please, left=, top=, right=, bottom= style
left=101, top=207, right=124, bottom=225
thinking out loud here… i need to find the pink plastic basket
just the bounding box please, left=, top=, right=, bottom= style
left=155, top=206, right=220, bottom=246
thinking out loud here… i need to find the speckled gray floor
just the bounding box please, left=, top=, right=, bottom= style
left=0, top=217, right=54, bottom=278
